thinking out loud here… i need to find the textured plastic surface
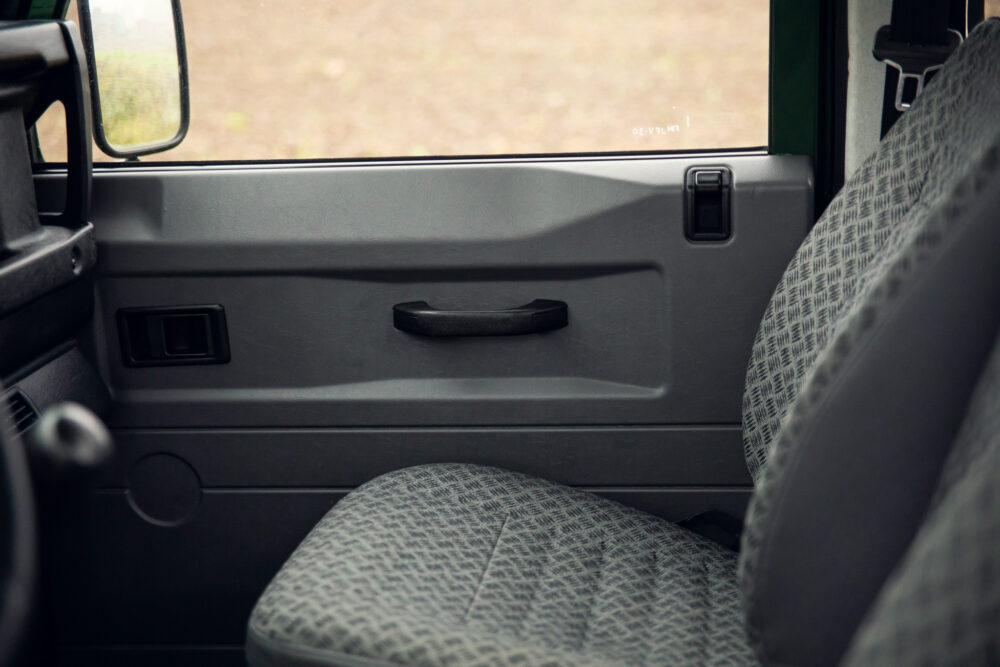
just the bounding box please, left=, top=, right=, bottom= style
left=34, top=154, right=812, bottom=428
left=102, top=425, right=750, bottom=489
left=0, top=20, right=91, bottom=231
left=0, top=21, right=95, bottom=336
left=0, top=278, right=94, bottom=378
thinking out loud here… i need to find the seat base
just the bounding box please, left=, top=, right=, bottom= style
left=248, top=464, right=756, bottom=667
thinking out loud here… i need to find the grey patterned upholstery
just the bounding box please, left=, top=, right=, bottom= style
left=735, top=20, right=1000, bottom=663
left=249, top=464, right=757, bottom=667
left=738, top=135, right=1000, bottom=665
left=841, top=337, right=1000, bottom=666
left=741, top=18, right=1000, bottom=482
left=249, top=19, right=1000, bottom=667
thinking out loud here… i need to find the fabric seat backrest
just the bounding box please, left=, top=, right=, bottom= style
left=840, top=326, right=1000, bottom=665
left=736, top=18, right=1000, bottom=666
left=742, top=19, right=1000, bottom=481
left=742, top=142, right=1000, bottom=666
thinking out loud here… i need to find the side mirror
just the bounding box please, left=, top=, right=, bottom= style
left=77, top=0, right=189, bottom=159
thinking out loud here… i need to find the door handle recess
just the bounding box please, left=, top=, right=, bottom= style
left=393, top=299, right=568, bottom=337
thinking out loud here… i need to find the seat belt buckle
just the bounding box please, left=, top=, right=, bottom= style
left=873, top=25, right=962, bottom=111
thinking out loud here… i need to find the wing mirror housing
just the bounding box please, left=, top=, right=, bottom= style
left=77, top=0, right=189, bottom=159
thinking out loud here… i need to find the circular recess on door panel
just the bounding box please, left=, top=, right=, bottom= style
left=126, top=453, right=202, bottom=527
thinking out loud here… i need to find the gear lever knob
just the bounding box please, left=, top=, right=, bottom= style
left=27, top=402, right=113, bottom=485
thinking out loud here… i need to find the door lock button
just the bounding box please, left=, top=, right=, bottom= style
left=685, top=167, right=732, bottom=241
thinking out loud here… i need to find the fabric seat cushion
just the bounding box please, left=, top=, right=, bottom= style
left=248, top=464, right=757, bottom=667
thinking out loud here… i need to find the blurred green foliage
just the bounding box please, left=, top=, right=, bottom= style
left=95, top=50, right=181, bottom=148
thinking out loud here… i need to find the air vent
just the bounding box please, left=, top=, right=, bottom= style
left=3, top=390, right=38, bottom=440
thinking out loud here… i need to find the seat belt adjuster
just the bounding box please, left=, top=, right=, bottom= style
left=873, top=25, right=962, bottom=111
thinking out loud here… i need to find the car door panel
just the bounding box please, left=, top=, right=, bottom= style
left=39, top=154, right=811, bottom=430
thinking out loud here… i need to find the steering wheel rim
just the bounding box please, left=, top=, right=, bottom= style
left=0, top=387, right=37, bottom=667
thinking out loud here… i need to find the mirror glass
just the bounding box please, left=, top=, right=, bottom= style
left=81, top=0, right=186, bottom=156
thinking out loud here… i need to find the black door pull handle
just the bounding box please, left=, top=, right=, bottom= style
left=393, top=299, right=568, bottom=337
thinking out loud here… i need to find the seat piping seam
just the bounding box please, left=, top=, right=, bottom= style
left=576, top=539, right=606, bottom=653
left=515, top=527, right=557, bottom=639
left=463, top=511, right=510, bottom=624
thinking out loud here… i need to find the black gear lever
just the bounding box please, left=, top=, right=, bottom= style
left=26, top=402, right=113, bottom=488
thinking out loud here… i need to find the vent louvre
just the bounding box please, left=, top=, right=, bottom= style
left=3, top=390, right=38, bottom=440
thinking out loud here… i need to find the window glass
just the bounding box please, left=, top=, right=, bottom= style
left=38, top=0, right=770, bottom=162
